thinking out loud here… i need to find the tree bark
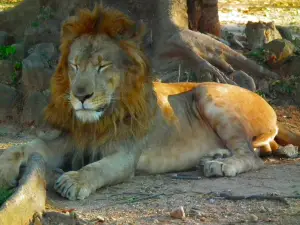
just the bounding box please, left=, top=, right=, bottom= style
left=0, top=0, right=279, bottom=86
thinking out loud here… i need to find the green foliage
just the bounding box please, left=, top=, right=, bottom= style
left=245, top=48, right=268, bottom=65
left=0, top=46, right=16, bottom=60
left=255, top=90, right=266, bottom=98
left=270, top=78, right=298, bottom=96
left=31, top=6, right=54, bottom=28
left=0, top=45, right=22, bottom=86
left=0, top=188, right=14, bottom=206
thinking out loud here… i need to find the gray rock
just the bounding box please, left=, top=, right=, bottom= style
left=28, top=43, right=57, bottom=61
left=276, top=26, right=294, bottom=41
left=0, top=84, right=17, bottom=121
left=279, top=56, right=300, bottom=78
left=245, top=21, right=282, bottom=50
left=294, top=86, right=300, bottom=106
left=0, top=31, right=15, bottom=46
left=231, top=70, right=256, bottom=91
left=24, top=19, right=60, bottom=52
left=274, top=144, right=299, bottom=158
left=264, top=39, right=296, bottom=67
left=0, top=60, right=14, bottom=85
left=21, top=91, right=50, bottom=125
left=22, top=53, right=54, bottom=93
left=257, top=79, right=270, bottom=94
left=11, top=43, right=25, bottom=61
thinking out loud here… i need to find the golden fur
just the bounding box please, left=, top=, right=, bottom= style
left=0, top=5, right=299, bottom=201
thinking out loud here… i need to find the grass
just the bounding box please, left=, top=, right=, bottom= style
left=0, top=188, right=15, bottom=207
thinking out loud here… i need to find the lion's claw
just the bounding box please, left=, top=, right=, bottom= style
left=54, top=171, right=91, bottom=200
left=203, top=160, right=237, bottom=177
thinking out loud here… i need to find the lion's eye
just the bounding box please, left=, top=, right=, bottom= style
left=70, top=63, right=79, bottom=71
left=97, top=63, right=112, bottom=73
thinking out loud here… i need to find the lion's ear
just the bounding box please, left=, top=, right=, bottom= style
left=61, top=16, right=78, bottom=41
left=111, top=17, right=146, bottom=43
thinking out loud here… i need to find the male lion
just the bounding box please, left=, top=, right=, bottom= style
left=0, top=6, right=299, bottom=201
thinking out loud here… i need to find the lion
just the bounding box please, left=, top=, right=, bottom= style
left=0, top=5, right=299, bottom=201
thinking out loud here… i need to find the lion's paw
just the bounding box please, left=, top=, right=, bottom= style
left=54, top=171, right=92, bottom=200
left=0, top=156, right=22, bottom=188
left=203, top=160, right=237, bottom=177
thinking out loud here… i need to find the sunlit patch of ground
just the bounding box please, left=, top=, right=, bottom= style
left=0, top=0, right=22, bottom=12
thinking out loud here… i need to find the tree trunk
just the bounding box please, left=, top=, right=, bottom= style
left=187, top=0, right=221, bottom=37
left=0, top=0, right=279, bottom=86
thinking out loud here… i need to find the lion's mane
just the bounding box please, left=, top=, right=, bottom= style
left=44, top=6, right=156, bottom=148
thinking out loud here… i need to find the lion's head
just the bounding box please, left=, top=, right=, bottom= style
left=44, top=6, right=156, bottom=147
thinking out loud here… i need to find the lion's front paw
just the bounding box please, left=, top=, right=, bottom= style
left=0, top=159, right=22, bottom=188
left=203, top=160, right=237, bottom=177
left=54, top=171, right=92, bottom=200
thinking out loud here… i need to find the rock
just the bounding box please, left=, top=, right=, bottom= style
left=10, top=43, right=25, bottom=61
left=96, top=216, right=105, bottom=222
left=294, top=85, right=300, bottom=106
left=257, top=79, right=270, bottom=94
left=231, top=70, right=256, bottom=91
left=0, top=31, right=15, bottom=46
left=188, top=208, right=202, bottom=218
left=279, top=56, right=300, bottom=78
left=0, top=84, right=17, bottom=121
left=274, top=144, right=299, bottom=158
left=21, top=91, right=50, bottom=126
left=24, top=19, right=61, bottom=52
left=245, top=21, right=282, bottom=50
left=249, top=214, right=259, bottom=222
left=28, top=43, right=58, bottom=61
left=264, top=39, right=296, bottom=67
left=276, top=26, right=294, bottom=42
left=170, top=206, right=185, bottom=219
left=0, top=60, right=14, bottom=85
left=22, top=52, right=54, bottom=93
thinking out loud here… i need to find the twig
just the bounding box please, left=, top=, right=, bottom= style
left=216, top=192, right=300, bottom=205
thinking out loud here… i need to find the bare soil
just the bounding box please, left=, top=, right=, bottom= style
left=0, top=106, right=299, bottom=225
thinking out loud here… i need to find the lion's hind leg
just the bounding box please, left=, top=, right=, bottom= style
left=252, top=129, right=279, bottom=156
left=195, top=90, right=264, bottom=177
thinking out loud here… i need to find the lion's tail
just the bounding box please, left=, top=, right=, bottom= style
left=276, top=123, right=300, bottom=147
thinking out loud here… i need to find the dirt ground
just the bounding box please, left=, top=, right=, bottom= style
left=0, top=0, right=300, bottom=224
left=0, top=106, right=299, bottom=225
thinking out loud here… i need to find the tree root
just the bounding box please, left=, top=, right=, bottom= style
left=216, top=192, right=300, bottom=205
left=160, top=29, right=279, bottom=84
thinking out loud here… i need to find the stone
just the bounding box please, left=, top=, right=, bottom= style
left=0, top=60, right=14, bottom=85
left=22, top=52, right=54, bottom=93
left=264, top=39, right=296, bottom=67
left=276, top=26, right=294, bottom=42
left=294, top=84, right=300, bottom=106
left=257, top=79, right=270, bottom=94
left=24, top=19, right=61, bottom=52
left=0, top=84, right=17, bottom=121
left=21, top=91, right=50, bottom=126
left=279, top=56, right=300, bottom=78
left=245, top=21, right=282, bottom=50
left=10, top=43, right=25, bottom=61
left=274, top=144, right=299, bottom=158
left=249, top=214, right=259, bottom=222
left=231, top=70, right=256, bottom=91
left=28, top=43, right=57, bottom=61
left=170, top=206, right=185, bottom=219
left=0, top=31, right=15, bottom=46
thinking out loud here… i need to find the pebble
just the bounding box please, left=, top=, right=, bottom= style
left=249, top=214, right=259, bottom=222
left=96, top=216, right=105, bottom=222
left=170, top=206, right=186, bottom=219
left=260, top=206, right=267, bottom=213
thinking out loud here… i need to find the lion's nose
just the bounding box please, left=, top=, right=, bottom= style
left=74, top=92, right=94, bottom=103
